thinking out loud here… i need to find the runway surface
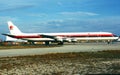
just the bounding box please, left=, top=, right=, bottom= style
left=0, top=42, right=120, bottom=57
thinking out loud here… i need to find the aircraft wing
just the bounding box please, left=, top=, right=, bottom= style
left=40, top=34, right=56, bottom=39
left=40, top=34, right=77, bottom=42
left=40, top=34, right=63, bottom=42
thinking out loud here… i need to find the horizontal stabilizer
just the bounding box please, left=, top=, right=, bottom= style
left=2, top=33, right=15, bottom=38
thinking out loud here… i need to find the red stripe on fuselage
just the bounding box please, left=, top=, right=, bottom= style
left=57, top=34, right=114, bottom=37
left=14, top=35, right=42, bottom=39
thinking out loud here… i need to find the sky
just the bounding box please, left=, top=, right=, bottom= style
left=0, top=0, right=120, bottom=40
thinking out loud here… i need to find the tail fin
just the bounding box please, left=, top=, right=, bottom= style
left=8, top=21, right=22, bottom=35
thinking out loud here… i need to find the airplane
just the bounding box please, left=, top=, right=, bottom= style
left=2, top=21, right=119, bottom=45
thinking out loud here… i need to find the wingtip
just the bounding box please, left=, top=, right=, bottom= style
left=1, top=33, right=8, bottom=36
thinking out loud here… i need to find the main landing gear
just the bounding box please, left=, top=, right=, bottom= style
left=45, top=41, right=50, bottom=45
left=45, top=41, right=64, bottom=45
left=57, top=42, right=64, bottom=45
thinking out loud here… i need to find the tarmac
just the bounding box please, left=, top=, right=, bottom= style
left=0, top=42, right=120, bottom=57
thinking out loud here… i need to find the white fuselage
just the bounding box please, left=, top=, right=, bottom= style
left=11, top=32, right=118, bottom=42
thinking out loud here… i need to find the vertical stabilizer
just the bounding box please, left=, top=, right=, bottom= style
left=8, top=21, right=22, bottom=35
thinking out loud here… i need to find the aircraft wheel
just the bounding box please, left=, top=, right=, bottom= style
left=58, top=42, right=64, bottom=45
left=45, top=41, right=50, bottom=45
